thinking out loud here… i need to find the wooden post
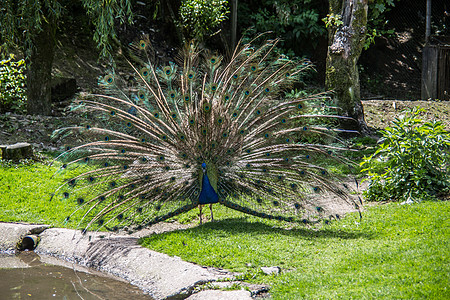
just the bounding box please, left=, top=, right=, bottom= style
left=425, top=0, right=432, bottom=42
left=231, top=0, right=238, bottom=49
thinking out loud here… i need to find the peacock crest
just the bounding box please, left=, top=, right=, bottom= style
left=52, top=36, right=360, bottom=233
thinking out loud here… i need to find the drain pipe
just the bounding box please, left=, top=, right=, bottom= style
left=18, top=235, right=40, bottom=251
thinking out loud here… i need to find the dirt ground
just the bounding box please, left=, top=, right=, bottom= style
left=1, top=99, right=448, bottom=151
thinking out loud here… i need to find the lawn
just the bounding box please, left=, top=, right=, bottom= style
left=1, top=159, right=449, bottom=299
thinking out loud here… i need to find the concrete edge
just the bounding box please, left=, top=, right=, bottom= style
left=0, top=222, right=235, bottom=299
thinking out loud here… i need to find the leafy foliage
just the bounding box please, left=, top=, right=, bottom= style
left=239, top=0, right=326, bottom=57
left=361, top=107, right=450, bottom=202
left=0, top=0, right=132, bottom=60
left=364, top=0, right=397, bottom=49
left=0, top=54, right=26, bottom=113
left=179, top=0, right=229, bottom=41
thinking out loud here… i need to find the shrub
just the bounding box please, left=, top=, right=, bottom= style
left=0, top=54, right=26, bottom=113
left=361, top=107, right=450, bottom=202
left=179, top=0, right=229, bottom=41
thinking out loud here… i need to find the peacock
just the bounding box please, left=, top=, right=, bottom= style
left=51, top=35, right=361, bottom=233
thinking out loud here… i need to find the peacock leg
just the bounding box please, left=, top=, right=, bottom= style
left=199, top=205, right=203, bottom=224
left=210, top=204, right=214, bottom=222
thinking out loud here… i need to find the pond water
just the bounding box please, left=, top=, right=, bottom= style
left=0, top=252, right=153, bottom=299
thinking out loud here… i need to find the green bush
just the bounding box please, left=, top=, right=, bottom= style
left=361, top=107, right=450, bottom=202
left=0, top=54, right=26, bottom=113
left=179, top=0, right=229, bottom=41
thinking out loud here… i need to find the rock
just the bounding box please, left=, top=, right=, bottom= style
left=260, top=266, right=281, bottom=275
left=0, top=142, right=33, bottom=160
left=186, top=290, right=253, bottom=300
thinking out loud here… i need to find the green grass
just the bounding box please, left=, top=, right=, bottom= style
left=0, top=158, right=82, bottom=227
left=1, top=160, right=449, bottom=298
left=140, top=202, right=450, bottom=299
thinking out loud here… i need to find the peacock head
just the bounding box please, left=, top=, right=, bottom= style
left=201, top=162, right=207, bottom=173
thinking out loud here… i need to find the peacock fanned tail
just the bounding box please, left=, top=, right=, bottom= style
left=52, top=36, right=360, bottom=233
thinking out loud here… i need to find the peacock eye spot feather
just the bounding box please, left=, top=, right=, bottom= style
left=294, top=203, right=301, bottom=209
left=117, top=214, right=123, bottom=220
left=123, top=165, right=129, bottom=170
left=171, top=176, right=176, bottom=181
left=273, top=201, right=279, bottom=206
left=84, top=157, right=90, bottom=162
left=141, top=157, right=147, bottom=162
left=63, top=192, right=69, bottom=198
left=171, top=113, right=177, bottom=119
left=99, top=196, right=105, bottom=201
left=246, top=163, right=251, bottom=168
left=159, top=156, right=165, bottom=161
left=232, top=112, right=238, bottom=118
left=165, top=166, right=170, bottom=170
left=285, top=138, right=291, bottom=143
left=141, top=138, right=146, bottom=143
left=256, top=110, right=261, bottom=115
left=244, top=90, right=250, bottom=96
left=298, top=104, right=303, bottom=110
left=86, top=125, right=91, bottom=130
left=66, top=146, right=71, bottom=151
left=110, top=110, right=116, bottom=116
left=154, top=112, right=159, bottom=118
left=110, top=181, right=116, bottom=187
left=145, top=175, right=149, bottom=180
left=126, top=122, right=132, bottom=128
left=77, top=198, right=84, bottom=205
left=281, top=118, right=286, bottom=123
left=303, top=126, right=308, bottom=131
left=137, top=207, right=143, bottom=213
left=185, top=164, right=190, bottom=168
left=104, top=136, right=110, bottom=141
left=246, top=149, right=251, bottom=153
left=121, top=149, right=126, bottom=153
left=264, top=133, right=270, bottom=138
left=62, top=164, right=67, bottom=168
left=104, top=162, right=109, bottom=167
left=222, top=132, right=228, bottom=138
left=314, top=187, right=320, bottom=192
left=88, top=176, right=94, bottom=182
left=306, top=155, right=310, bottom=159
left=265, top=87, right=270, bottom=93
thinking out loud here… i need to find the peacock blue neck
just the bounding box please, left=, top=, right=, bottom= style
left=199, top=163, right=219, bottom=204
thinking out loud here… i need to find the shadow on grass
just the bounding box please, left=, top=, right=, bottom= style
left=143, top=217, right=373, bottom=241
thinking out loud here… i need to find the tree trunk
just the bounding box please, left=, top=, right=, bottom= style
left=26, top=18, right=56, bottom=115
left=325, top=0, right=370, bottom=134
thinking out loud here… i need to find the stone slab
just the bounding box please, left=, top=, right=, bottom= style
left=186, top=290, right=253, bottom=300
